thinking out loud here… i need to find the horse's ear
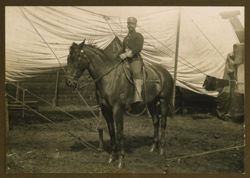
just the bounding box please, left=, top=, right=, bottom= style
left=70, top=42, right=77, bottom=51
left=79, top=39, right=86, bottom=49
left=71, top=42, right=77, bottom=48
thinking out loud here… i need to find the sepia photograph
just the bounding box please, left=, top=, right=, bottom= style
left=5, top=6, right=245, bottom=173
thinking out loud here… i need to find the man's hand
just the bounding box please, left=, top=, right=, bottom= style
left=120, top=49, right=134, bottom=59
left=125, top=49, right=133, bottom=58
left=119, top=53, right=127, bottom=59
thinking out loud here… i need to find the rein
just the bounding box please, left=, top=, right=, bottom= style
left=75, top=57, right=125, bottom=89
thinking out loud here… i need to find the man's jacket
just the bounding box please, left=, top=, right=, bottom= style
left=122, top=31, right=144, bottom=59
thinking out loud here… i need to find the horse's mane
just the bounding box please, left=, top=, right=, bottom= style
left=69, top=43, right=107, bottom=57
left=69, top=42, right=119, bottom=64
left=85, top=44, right=108, bottom=59
left=85, top=44, right=121, bottom=65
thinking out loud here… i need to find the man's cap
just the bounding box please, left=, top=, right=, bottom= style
left=127, top=17, right=137, bottom=24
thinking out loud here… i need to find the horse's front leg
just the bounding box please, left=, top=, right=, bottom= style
left=147, top=101, right=160, bottom=153
left=100, top=105, right=117, bottom=163
left=113, top=104, right=125, bottom=168
left=150, top=114, right=160, bottom=152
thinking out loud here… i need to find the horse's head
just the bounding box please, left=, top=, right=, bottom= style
left=66, top=40, right=89, bottom=88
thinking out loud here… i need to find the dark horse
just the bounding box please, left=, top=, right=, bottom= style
left=66, top=40, right=173, bottom=168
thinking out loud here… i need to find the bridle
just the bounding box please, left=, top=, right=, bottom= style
left=69, top=46, right=125, bottom=89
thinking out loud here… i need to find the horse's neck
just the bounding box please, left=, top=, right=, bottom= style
left=86, top=49, right=117, bottom=82
left=85, top=47, right=128, bottom=100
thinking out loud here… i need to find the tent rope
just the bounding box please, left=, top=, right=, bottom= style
left=75, top=89, right=101, bottom=127
left=6, top=92, right=100, bottom=152
left=7, top=90, right=245, bottom=171
left=106, top=15, right=209, bottom=76
left=138, top=25, right=209, bottom=76
left=14, top=7, right=234, bottom=87
left=189, top=15, right=226, bottom=60
left=19, top=7, right=103, bottom=129
left=74, top=7, right=119, bottom=38
left=165, top=144, right=245, bottom=162
left=6, top=88, right=167, bottom=173
left=7, top=82, right=104, bottom=132
left=73, top=7, right=117, bottom=18
left=20, top=7, right=66, bottom=73
left=103, top=16, right=118, bottom=36
left=21, top=6, right=213, bottom=83
left=105, top=12, right=213, bottom=77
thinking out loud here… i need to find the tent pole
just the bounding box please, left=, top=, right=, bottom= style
left=172, top=8, right=182, bottom=110
left=15, top=82, right=20, bottom=102
left=5, top=94, right=9, bottom=138
left=52, top=70, right=60, bottom=107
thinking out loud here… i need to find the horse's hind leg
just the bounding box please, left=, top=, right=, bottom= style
left=148, top=101, right=160, bottom=153
left=159, top=98, right=168, bottom=156
left=100, top=105, right=117, bottom=163
left=97, top=109, right=104, bottom=151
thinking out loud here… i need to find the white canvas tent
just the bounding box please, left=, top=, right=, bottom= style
left=5, top=6, right=244, bottom=96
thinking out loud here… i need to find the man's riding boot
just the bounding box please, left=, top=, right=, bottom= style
left=134, top=79, right=143, bottom=103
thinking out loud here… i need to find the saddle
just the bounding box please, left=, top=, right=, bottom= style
left=123, top=61, right=160, bottom=83
left=122, top=61, right=162, bottom=103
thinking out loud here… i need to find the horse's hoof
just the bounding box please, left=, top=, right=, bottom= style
left=150, top=144, right=156, bottom=152
left=117, top=155, right=125, bottom=168
left=108, top=154, right=117, bottom=164
left=159, top=148, right=166, bottom=156
left=108, top=157, right=114, bottom=164
left=118, top=161, right=125, bottom=169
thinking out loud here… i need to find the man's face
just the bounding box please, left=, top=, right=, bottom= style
left=127, top=22, right=136, bottom=32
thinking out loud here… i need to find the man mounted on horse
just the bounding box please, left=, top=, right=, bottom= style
left=119, top=17, right=144, bottom=104
left=66, top=17, right=174, bottom=168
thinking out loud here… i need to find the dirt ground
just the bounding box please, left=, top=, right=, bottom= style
left=6, top=111, right=244, bottom=174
